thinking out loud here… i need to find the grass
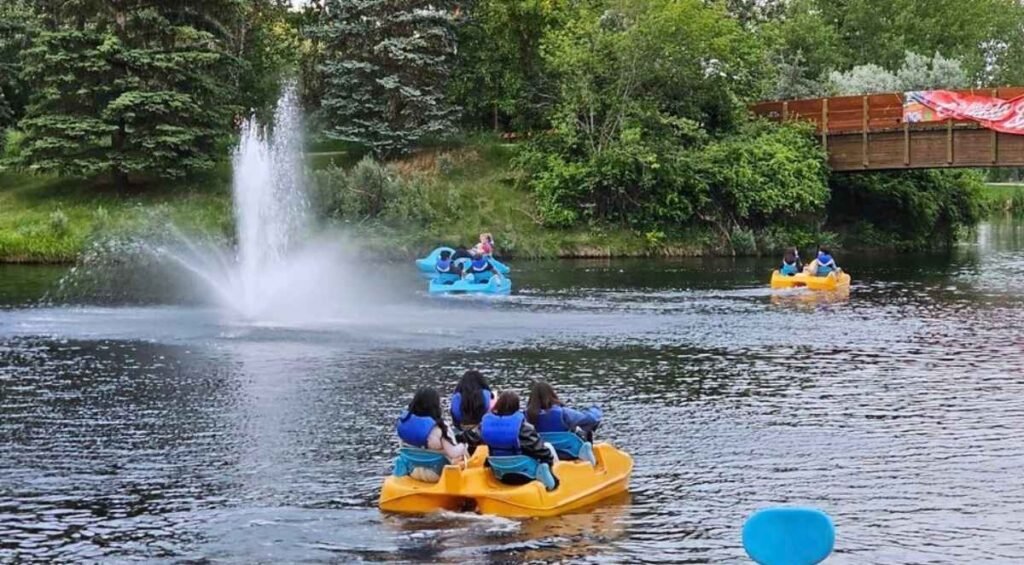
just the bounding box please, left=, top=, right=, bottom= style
left=0, top=134, right=711, bottom=263
left=319, top=136, right=710, bottom=259
left=982, top=183, right=1024, bottom=216
left=0, top=169, right=232, bottom=262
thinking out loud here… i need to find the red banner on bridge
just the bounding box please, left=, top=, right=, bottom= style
left=904, top=90, right=1024, bottom=134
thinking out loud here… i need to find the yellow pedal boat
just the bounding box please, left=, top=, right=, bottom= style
left=378, top=443, right=633, bottom=518
left=770, top=270, right=851, bottom=291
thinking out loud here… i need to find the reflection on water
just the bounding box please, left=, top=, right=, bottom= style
left=3, top=222, right=1024, bottom=562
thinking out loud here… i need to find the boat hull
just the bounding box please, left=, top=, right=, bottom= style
left=379, top=443, right=633, bottom=518
left=770, top=270, right=851, bottom=291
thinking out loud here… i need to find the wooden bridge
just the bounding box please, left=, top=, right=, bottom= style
left=751, top=88, right=1024, bottom=172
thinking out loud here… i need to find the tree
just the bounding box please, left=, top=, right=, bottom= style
left=17, top=1, right=240, bottom=186
left=800, top=0, right=1024, bottom=85
left=0, top=0, right=34, bottom=138
left=448, top=0, right=575, bottom=131
left=316, top=0, right=461, bottom=157
left=233, top=0, right=302, bottom=120
left=827, top=51, right=969, bottom=95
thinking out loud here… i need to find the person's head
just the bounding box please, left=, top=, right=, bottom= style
left=479, top=232, right=491, bottom=244
left=818, top=246, right=831, bottom=258
left=493, top=391, right=520, bottom=416
left=783, top=248, right=797, bottom=263
left=526, top=381, right=561, bottom=425
left=439, top=250, right=452, bottom=261
left=454, top=370, right=491, bottom=424
left=408, top=386, right=448, bottom=436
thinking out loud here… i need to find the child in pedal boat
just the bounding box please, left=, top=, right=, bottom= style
left=396, top=387, right=466, bottom=483
left=449, top=369, right=495, bottom=453
left=480, top=391, right=557, bottom=485
left=526, top=381, right=602, bottom=443
left=779, top=247, right=802, bottom=276
left=805, top=246, right=840, bottom=277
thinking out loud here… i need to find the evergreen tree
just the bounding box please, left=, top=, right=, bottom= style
left=0, top=0, right=35, bottom=137
left=17, top=1, right=240, bottom=186
left=317, top=0, right=460, bottom=157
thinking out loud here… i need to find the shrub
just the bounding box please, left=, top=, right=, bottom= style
left=48, top=209, right=70, bottom=236
left=828, top=169, right=985, bottom=249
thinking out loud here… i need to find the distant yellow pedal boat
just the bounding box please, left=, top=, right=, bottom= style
left=770, top=270, right=851, bottom=291
left=378, top=443, right=633, bottom=518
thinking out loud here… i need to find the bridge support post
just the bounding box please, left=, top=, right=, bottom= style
left=992, top=88, right=999, bottom=165
left=903, top=119, right=910, bottom=167
left=862, top=96, right=869, bottom=168
left=946, top=119, right=954, bottom=165
left=821, top=99, right=828, bottom=151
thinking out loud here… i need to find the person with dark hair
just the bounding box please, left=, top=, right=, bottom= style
left=465, top=252, right=501, bottom=283
left=480, top=391, right=555, bottom=485
left=450, top=370, right=494, bottom=452
left=396, top=387, right=466, bottom=482
left=435, top=249, right=462, bottom=277
left=779, top=247, right=802, bottom=276
left=526, top=381, right=602, bottom=442
left=806, top=244, right=839, bottom=276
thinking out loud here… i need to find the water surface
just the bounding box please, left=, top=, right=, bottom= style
left=3, top=222, right=1024, bottom=563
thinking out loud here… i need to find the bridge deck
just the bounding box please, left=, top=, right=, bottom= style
left=751, top=88, right=1024, bottom=171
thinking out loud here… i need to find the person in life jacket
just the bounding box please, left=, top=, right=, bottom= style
left=526, top=381, right=602, bottom=443
left=480, top=391, right=556, bottom=485
left=779, top=247, right=802, bottom=276
left=396, top=387, right=466, bottom=482
left=450, top=369, right=494, bottom=453
left=435, top=249, right=462, bottom=277
left=813, top=246, right=839, bottom=277
left=465, top=253, right=501, bottom=282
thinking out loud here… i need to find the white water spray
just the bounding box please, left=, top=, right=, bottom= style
left=149, top=85, right=377, bottom=323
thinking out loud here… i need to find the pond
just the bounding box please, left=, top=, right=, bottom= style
left=3, top=221, right=1024, bottom=563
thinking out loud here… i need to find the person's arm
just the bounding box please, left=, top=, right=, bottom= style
left=518, top=422, right=554, bottom=465
left=427, top=426, right=467, bottom=461
left=561, top=405, right=602, bottom=433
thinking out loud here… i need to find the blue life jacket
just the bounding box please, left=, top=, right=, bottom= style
left=534, top=405, right=567, bottom=433
left=780, top=262, right=798, bottom=276
left=436, top=259, right=452, bottom=273
left=396, top=411, right=436, bottom=448
left=450, top=389, right=492, bottom=427
left=816, top=253, right=836, bottom=276
left=470, top=258, right=489, bottom=272
left=480, top=412, right=523, bottom=456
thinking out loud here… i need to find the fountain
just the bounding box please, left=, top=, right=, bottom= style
left=150, top=84, right=370, bottom=323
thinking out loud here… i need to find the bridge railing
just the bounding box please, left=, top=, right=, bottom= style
left=750, top=88, right=1024, bottom=134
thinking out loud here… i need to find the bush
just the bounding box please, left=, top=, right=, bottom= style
left=828, top=169, right=985, bottom=249
left=48, top=209, right=70, bottom=236
left=695, top=121, right=830, bottom=234
left=311, top=155, right=403, bottom=221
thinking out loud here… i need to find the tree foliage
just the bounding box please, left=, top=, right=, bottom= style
left=17, top=1, right=240, bottom=185
left=316, top=0, right=461, bottom=157
left=829, top=170, right=986, bottom=249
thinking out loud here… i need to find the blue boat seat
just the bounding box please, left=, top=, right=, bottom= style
left=433, top=273, right=460, bottom=285
left=540, top=432, right=596, bottom=465
left=393, top=448, right=448, bottom=479
left=487, top=456, right=557, bottom=491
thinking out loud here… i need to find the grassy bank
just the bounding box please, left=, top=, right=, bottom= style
left=5, top=143, right=1010, bottom=264
left=982, top=183, right=1024, bottom=216
left=0, top=140, right=711, bottom=263
left=0, top=170, right=233, bottom=263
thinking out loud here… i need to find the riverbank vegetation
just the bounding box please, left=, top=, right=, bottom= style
left=3, top=0, right=1024, bottom=262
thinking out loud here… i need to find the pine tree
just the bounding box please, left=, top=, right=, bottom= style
left=0, top=0, right=35, bottom=137
left=317, top=0, right=460, bottom=157
left=17, top=1, right=240, bottom=186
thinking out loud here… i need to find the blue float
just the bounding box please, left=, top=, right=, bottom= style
left=742, top=507, right=835, bottom=565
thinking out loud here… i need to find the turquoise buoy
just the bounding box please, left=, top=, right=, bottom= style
left=742, top=507, right=834, bottom=565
